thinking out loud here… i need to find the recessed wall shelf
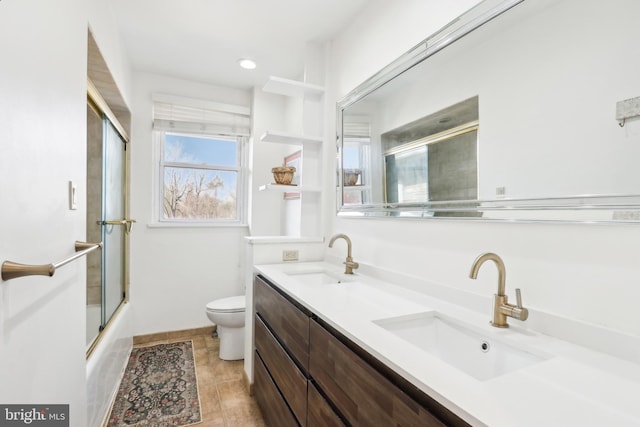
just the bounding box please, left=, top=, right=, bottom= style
left=260, top=130, right=322, bottom=146
left=262, top=76, right=325, bottom=99
left=260, top=66, right=325, bottom=237
left=259, top=184, right=321, bottom=193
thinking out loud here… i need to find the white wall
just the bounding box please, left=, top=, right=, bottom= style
left=327, top=0, right=640, bottom=338
left=129, top=72, right=252, bottom=335
left=329, top=0, right=482, bottom=97
left=0, top=0, right=87, bottom=424
left=87, top=1, right=133, bottom=108
left=282, top=95, right=305, bottom=236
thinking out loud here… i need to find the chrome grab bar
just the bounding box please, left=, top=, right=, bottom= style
left=1, top=241, right=103, bottom=281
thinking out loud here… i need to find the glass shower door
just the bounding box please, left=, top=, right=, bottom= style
left=102, top=120, right=126, bottom=327
left=86, top=91, right=131, bottom=351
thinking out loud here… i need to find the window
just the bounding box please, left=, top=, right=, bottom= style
left=341, top=118, right=371, bottom=205
left=152, top=94, right=250, bottom=225
left=161, top=132, right=241, bottom=221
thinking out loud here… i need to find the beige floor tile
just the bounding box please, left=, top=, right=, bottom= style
left=216, top=379, right=252, bottom=411
left=194, top=347, right=211, bottom=366
left=213, top=360, right=245, bottom=384
left=197, top=418, right=226, bottom=427
left=199, top=385, right=223, bottom=417
left=222, top=402, right=267, bottom=427
left=208, top=352, right=221, bottom=365
left=196, top=365, right=217, bottom=387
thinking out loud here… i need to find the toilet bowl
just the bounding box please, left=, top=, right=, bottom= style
left=205, top=295, right=246, bottom=360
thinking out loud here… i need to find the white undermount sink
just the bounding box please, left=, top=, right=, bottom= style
left=373, top=311, right=547, bottom=381
left=283, top=268, right=354, bottom=285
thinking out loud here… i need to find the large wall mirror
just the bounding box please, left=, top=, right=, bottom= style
left=337, top=0, right=640, bottom=222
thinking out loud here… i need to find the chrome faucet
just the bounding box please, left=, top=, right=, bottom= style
left=328, top=233, right=359, bottom=274
left=469, top=252, right=528, bottom=328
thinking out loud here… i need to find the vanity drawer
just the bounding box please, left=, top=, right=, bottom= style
left=309, top=319, right=446, bottom=427
left=254, top=351, right=300, bottom=427
left=308, top=381, right=345, bottom=427
left=255, top=314, right=307, bottom=426
left=254, top=275, right=310, bottom=372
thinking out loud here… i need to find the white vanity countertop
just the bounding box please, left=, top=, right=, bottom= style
left=254, top=262, right=640, bottom=427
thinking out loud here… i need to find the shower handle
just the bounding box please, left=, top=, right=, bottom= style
left=98, top=219, right=137, bottom=233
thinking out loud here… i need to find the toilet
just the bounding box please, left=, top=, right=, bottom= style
left=205, top=295, right=246, bottom=360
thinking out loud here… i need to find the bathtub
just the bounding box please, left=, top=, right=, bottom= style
left=86, top=303, right=132, bottom=427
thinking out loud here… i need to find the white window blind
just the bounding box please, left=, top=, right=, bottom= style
left=343, top=119, right=371, bottom=139
left=153, top=94, right=251, bottom=136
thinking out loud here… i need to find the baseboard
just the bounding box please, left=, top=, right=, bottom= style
left=243, top=370, right=253, bottom=396
left=133, top=326, right=216, bottom=345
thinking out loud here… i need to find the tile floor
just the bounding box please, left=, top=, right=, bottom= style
left=132, top=326, right=266, bottom=427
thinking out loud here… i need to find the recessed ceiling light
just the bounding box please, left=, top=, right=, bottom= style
left=238, top=58, right=256, bottom=70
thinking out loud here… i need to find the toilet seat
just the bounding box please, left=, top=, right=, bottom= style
left=206, top=295, right=245, bottom=313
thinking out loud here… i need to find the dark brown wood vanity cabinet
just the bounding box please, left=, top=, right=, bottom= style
left=254, top=274, right=313, bottom=426
left=253, top=274, right=469, bottom=427
left=254, top=353, right=299, bottom=427
left=310, top=319, right=449, bottom=427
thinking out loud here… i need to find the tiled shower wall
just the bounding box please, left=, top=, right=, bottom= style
left=86, top=103, right=102, bottom=305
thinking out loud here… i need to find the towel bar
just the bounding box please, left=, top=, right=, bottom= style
left=1, top=241, right=103, bottom=281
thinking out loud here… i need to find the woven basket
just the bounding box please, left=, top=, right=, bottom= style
left=272, top=166, right=296, bottom=185
left=343, top=169, right=362, bottom=186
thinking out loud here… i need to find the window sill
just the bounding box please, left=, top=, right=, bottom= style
left=147, top=221, right=249, bottom=229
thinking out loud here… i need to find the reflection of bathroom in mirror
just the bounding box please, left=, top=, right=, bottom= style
left=337, top=0, right=640, bottom=221
left=383, top=97, right=478, bottom=205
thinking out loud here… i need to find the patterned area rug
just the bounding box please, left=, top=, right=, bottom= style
left=107, top=341, right=202, bottom=427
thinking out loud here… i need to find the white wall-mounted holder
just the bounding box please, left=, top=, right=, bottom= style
left=616, top=96, right=640, bottom=127
left=69, top=180, right=77, bottom=210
